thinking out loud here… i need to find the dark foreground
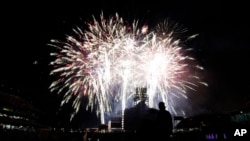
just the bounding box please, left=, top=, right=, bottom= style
left=1, top=127, right=249, bottom=141
left=1, top=111, right=250, bottom=141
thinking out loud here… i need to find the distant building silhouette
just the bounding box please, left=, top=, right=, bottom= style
left=133, top=87, right=148, bottom=106
left=124, top=87, right=149, bottom=131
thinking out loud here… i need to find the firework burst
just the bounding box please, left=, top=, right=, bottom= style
left=48, top=13, right=207, bottom=124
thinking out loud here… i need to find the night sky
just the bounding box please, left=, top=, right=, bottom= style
left=1, top=1, right=250, bottom=126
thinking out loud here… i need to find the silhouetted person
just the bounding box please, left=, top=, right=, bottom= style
left=156, top=101, right=173, bottom=141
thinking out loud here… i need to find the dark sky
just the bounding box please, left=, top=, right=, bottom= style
left=1, top=1, right=250, bottom=123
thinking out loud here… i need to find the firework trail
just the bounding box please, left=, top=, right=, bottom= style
left=48, top=13, right=207, bottom=124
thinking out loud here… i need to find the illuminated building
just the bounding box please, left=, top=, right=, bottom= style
left=0, top=90, right=47, bottom=131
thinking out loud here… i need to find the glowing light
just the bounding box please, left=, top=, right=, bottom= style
left=48, top=13, right=207, bottom=124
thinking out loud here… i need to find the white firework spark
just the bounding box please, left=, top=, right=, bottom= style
left=48, top=13, right=207, bottom=124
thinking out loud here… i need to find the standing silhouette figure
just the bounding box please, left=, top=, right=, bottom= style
left=156, top=101, right=173, bottom=141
